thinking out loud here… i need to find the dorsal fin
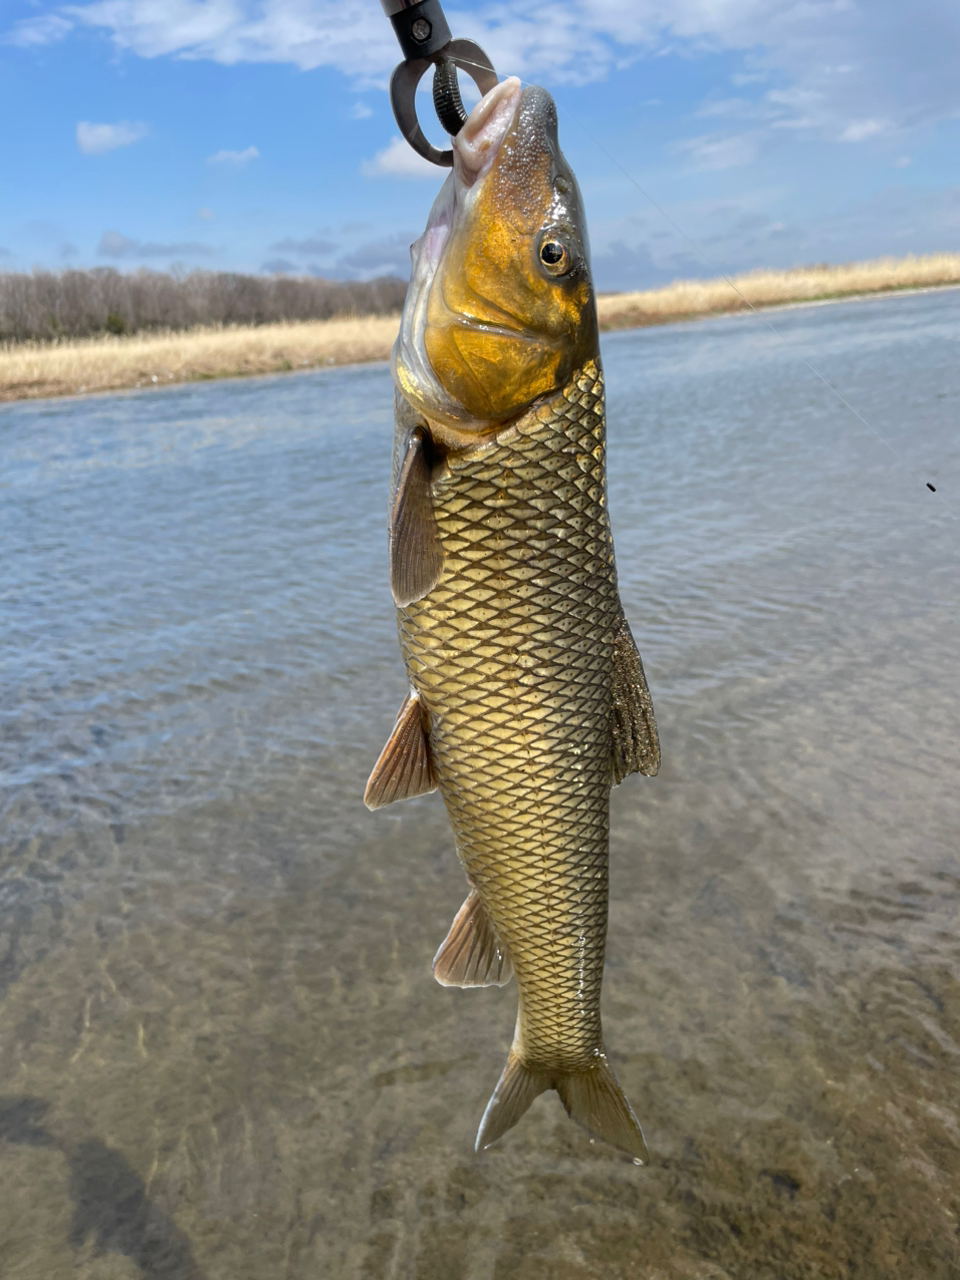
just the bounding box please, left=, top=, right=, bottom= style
left=612, top=610, right=660, bottom=782
left=390, top=426, right=443, bottom=607
left=363, top=692, right=436, bottom=810
left=433, top=889, right=513, bottom=987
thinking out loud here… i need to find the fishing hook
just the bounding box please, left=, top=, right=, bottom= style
left=380, top=0, right=499, bottom=167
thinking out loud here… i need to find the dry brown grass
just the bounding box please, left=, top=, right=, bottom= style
left=3, top=253, right=959, bottom=403
left=0, top=314, right=400, bottom=402
left=596, top=251, right=960, bottom=330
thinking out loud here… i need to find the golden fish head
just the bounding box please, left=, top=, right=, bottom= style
left=394, top=78, right=598, bottom=437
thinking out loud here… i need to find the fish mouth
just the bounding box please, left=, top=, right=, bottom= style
left=415, top=77, right=524, bottom=282
left=455, top=76, right=524, bottom=187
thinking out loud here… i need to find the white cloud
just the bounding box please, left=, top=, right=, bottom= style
left=350, top=101, right=373, bottom=120
left=76, top=119, right=148, bottom=154
left=765, top=87, right=824, bottom=132
left=5, top=14, right=73, bottom=46
left=840, top=118, right=895, bottom=143
left=97, top=229, right=216, bottom=258
left=207, top=145, right=259, bottom=165
left=361, top=137, right=439, bottom=180
left=14, top=0, right=960, bottom=152
left=195, top=207, right=215, bottom=219
left=588, top=182, right=960, bottom=290
left=673, top=131, right=761, bottom=171
left=697, top=97, right=762, bottom=120
left=333, top=230, right=418, bottom=278
left=62, top=0, right=399, bottom=77
left=270, top=234, right=338, bottom=254
left=98, top=230, right=137, bottom=256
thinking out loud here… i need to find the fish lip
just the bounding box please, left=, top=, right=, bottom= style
left=453, top=76, right=523, bottom=187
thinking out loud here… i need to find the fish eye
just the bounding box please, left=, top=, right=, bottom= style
left=539, top=237, right=571, bottom=276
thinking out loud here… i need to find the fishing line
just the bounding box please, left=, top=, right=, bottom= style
left=440, top=56, right=949, bottom=504
left=560, top=111, right=945, bottom=500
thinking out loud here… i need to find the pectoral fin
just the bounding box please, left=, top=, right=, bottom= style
left=363, top=691, right=436, bottom=810
left=612, top=611, right=660, bottom=782
left=390, top=426, right=443, bottom=608
left=433, top=889, right=513, bottom=987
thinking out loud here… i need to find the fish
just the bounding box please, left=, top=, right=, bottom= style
left=364, top=76, right=660, bottom=1159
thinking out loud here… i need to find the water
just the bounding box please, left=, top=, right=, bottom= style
left=1, top=288, right=959, bottom=1279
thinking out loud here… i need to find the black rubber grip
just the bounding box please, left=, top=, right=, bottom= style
left=433, top=57, right=468, bottom=135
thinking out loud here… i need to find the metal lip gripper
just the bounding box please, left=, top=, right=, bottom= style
left=380, top=0, right=499, bottom=167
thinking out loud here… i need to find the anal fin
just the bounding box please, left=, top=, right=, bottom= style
left=612, top=609, right=660, bottom=782
left=433, top=889, right=513, bottom=987
left=363, top=691, right=436, bottom=810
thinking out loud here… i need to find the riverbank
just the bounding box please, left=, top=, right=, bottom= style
left=597, top=251, right=960, bottom=330
left=3, top=252, right=959, bottom=402
left=0, top=315, right=401, bottom=403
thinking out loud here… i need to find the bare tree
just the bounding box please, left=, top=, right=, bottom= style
left=0, top=269, right=408, bottom=343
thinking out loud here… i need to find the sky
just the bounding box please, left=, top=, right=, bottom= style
left=2, top=0, right=959, bottom=291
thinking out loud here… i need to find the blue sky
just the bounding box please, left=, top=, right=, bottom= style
left=2, top=0, right=959, bottom=291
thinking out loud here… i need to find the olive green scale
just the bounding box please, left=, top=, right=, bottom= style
left=399, top=360, right=627, bottom=1070
left=364, top=357, right=658, bottom=1153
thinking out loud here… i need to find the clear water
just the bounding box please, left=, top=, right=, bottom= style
left=1, top=288, right=959, bottom=1279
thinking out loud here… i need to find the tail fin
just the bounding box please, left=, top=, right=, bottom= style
left=475, top=1052, right=550, bottom=1151
left=555, top=1055, right=648, bottom=1161
left=475, top=1049, right=648, bottom=1161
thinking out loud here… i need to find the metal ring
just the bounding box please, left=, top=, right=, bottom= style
left=388, top=39, right=499, bottom=168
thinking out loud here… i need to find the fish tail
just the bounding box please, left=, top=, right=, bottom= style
left=475, top=1050, right=551, bottom=1151
left=554, top=1056, right=648, bottom=1161
left=475, top=1048, right=648, bottom=1161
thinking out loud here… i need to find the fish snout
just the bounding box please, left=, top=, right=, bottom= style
left=454, top=77, right=523, bottom=185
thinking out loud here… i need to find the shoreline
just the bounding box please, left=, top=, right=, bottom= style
left=600, top=279, right=960, bottom=336
left=3, top=254, right=959, bottom=405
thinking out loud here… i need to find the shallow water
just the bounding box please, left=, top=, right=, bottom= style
left=1, top=288, right=959, bottom=1279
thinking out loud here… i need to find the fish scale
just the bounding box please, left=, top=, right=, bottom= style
left=398, top=359, right=620, bottom=1071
